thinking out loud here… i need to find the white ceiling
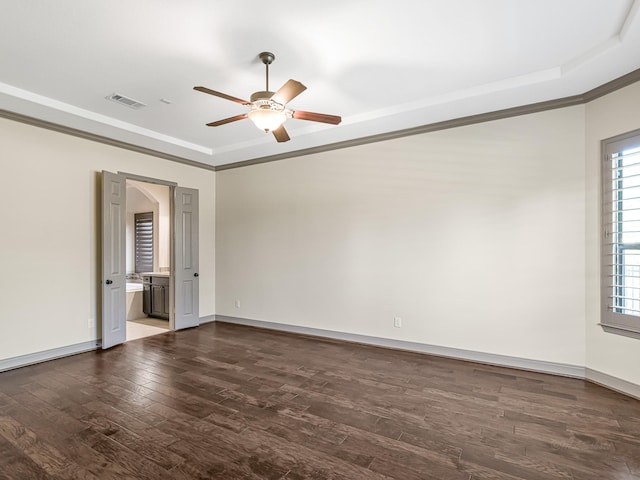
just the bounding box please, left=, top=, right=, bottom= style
left=1, top=0, right=639, bottom=168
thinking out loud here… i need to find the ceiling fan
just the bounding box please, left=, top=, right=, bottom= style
left=194, top=52, right=341, bottom=143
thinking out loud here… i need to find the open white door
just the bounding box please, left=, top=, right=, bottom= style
left=101, top=171, right=127, bottom=349
left=174, top=187, right=199, bottom=330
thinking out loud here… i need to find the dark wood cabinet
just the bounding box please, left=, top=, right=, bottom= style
left=143, top=275, right=169, bottom=319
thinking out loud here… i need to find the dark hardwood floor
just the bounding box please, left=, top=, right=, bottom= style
left=1, top=322, right=639, bottom=479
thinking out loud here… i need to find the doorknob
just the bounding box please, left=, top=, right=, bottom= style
left=194, top=273, right=199, bottom=277
left=105, top=279, right=113, bottom=285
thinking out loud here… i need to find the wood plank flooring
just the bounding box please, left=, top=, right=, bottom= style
left=0, top=321, right=639, bottom=479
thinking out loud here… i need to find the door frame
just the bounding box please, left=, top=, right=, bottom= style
left=118, top=172, right=178, bottom=330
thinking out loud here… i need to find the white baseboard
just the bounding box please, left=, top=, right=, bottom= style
left=214, top=315, right=586, bottom=379
left=216, top=315, right=640, bottom=400
left=0, top=314, right=217, bottom=372
left=586, top=368, right=640, bottom=400
left=0, top=340, right=100, bottom=372
left=4, top=316, right=639, bottom=401
left=199, top=314, right=216, bottom=324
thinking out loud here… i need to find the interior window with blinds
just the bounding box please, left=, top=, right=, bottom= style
left=135, top=212, right=154, bottom=273
left=602, top=130, right=640, bottom=338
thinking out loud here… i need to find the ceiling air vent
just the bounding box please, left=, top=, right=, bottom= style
left=106, top=93, right=146, bottom=109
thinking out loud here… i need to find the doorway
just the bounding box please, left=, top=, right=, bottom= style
left=101, top=171, right=200, bottom=349
left=125, top=180, right=171, bottom=341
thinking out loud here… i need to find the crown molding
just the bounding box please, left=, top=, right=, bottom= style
left=2, top=68, right=640, bottom=172
left=217, top=67, right=640, bottom=171
left=0, top=108, right=216, bottom=172
left=215, top=94, right=586, bottom=171
left=582, top=67, right=640, bottom=102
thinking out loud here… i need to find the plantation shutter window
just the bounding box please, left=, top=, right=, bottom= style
left=601, top=130, right=640, bottom=338
left=135, top=212, right=154, bottom=273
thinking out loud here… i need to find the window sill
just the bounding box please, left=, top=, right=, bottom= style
left=599, top=323, right=640, bottom=340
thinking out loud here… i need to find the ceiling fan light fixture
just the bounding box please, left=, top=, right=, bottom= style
left=194, top=51, right=341, bottom=141
left=248, top=106, right=287, bottom=132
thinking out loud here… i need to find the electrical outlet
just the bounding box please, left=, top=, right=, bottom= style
left=88, top=318, right=94, bottom=329
left=235, top=300, right=241, bottom=308
left=394, top=317, right=402, bottom=328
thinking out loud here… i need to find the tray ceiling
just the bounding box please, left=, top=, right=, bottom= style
left=1, top=0, right=639, bottom=167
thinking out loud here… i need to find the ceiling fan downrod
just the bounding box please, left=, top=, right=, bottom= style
left=258, top=52, right=275, bottom=92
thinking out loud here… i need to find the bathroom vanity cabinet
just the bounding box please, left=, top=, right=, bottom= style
left=142, top=275, right=170, bottom=320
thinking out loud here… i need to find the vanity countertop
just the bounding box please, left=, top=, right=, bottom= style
left=141, top=272, right=170, bottom=277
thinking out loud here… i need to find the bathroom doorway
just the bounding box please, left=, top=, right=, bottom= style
left=125, top=179, right=171, bottom=341
left=101, top=170, right=200, bottom=349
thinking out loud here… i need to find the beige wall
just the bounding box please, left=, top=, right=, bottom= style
left=126, top=184, right=159, bottom=273
left=126, top=181, right=171, bottom=273
left=0, top=117, right=215, bottom=361
left=216, top=106, right=587, bottom=366
left=4, top=79, right=640, bottom=387
left=585, top=81, right=640, bottom=385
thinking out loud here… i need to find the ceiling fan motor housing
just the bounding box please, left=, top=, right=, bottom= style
left=249, top=91, right=288, bottom=114
left=250, top=91, right=277, bottom=103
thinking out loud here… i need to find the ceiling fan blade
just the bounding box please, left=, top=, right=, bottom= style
left=292, top=110, right=342, bottom=125
left=272, top=125, right=290, bottom=143
left=271, top=79, right=307, bottom=105
left=206, top=114, right=248, bottom=127
left=194, top=86, right=249, bottom=105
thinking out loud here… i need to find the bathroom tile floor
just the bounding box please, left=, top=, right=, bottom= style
left=126, top=317, right=170, bottom=341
